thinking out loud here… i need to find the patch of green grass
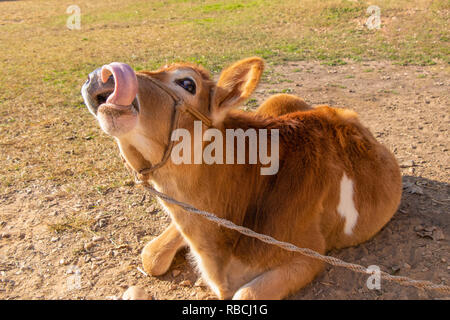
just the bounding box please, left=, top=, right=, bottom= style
left=379, top=89, right=400, bottom=94
left=320, top=2, right=365, bottom=24
left=47, top=215, right=95, bottom=234
left=253, top=48, right=277, bottom=59
left=278, top=78, right=294, bottom=83
left=245, top=98, right=259, bottom=108
left=328, top=83, right=347, bottom=89
left=192, top=17, right=216, bottom=25
left=197, top=1, right=262, bottom=13
left=321, top=59, right=348, bottom=66
left=278, top=43, right=300, bottom=53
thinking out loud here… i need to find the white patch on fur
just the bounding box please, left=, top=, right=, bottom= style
left=337, top=173, right=359, bottom=235
left=130, top=132, right=153, bottom=160
left=115, top=138, right=129, bottom=164
left=117, top=129, right=154, bottom=165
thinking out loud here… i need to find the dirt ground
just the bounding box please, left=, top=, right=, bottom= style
left=0, top=61, right=448, bottom=300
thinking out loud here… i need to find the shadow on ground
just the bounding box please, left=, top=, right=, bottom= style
left=289, top=175, right=449, bottom=300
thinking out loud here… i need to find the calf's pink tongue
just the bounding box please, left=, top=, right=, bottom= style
left=101, top=62, right=138, bottom=106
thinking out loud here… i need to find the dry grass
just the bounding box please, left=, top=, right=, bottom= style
left=0, top=0, right=448, bottom=200
left=47, top=214, right=96, bottom=234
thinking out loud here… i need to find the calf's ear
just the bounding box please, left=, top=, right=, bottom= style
left=211, top=57, right=264, bottom=125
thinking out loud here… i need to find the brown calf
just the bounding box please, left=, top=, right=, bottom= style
left=82, top=57, right=402, bottom=299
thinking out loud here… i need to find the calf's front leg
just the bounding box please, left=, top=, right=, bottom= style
left=141, top=222, right=186, bottom=276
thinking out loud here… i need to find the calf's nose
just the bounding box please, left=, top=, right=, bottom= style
left=81, top=67, right=115, bottom=114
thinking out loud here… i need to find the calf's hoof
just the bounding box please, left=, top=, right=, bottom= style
left=141, top=240, right=174, bottom=276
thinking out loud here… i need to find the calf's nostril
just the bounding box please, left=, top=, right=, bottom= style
left=95, top=91, right=113, bottom=106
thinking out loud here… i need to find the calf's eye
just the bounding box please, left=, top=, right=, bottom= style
left=175, top=78, right=196, bottom=94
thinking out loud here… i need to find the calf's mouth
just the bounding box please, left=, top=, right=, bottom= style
left=82, top=62, right=140, bottom=136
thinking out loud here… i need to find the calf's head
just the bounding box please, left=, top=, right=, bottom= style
left=81, top=58, right=264, bottom=171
